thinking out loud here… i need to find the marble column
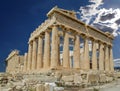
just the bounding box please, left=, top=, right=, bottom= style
left=32, top=39, right=37, bottom=70
left=27, top=42, right=32, bottom=71
left=43, top=31, right=50, bottom=68
left=92, top=40, right=97, bottom=70
left=99, top=43, right=104, bottom=71
left=105, top=45, right=109, bottom=71
left=37, top=36, right=43, bottom=70
left=109, top=47, right=114, bottom=71
left=83, top=37, right=90, bottom=70
left=73, top=35, right=80, bottom=69
left=51, top=25, right=59, bottom=69
left=23, top=53, right=28, bottom=72
left=63, top=32, right=70, bottom=68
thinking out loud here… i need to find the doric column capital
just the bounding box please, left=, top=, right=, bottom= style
left=38, top=34, right=44, bottom=38
left=33, top=38, right=36, bottom=41
left=84, top=35, right=92, bottom=41
left=28, top=40, right=33, bottom=45
left=50, top=24, right=59, bottom=28
left=91, top=38, right=97, bottom=42
left=98, top=40, right=103, bottom=44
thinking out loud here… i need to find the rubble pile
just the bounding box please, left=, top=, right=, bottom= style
left=0, top=71, right=119, bottom=91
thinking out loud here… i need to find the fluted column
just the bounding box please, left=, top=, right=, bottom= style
left=83, top=37, right=90, bottom=70
left=105, top=45, right=109, bottom=71
left=32, top=39, right=37, bottom=71
left=27, top=42, right=32, bottom=71
left=43, top=31, right=50, bottom=68
left=23, top=53, right=28, bottom=72
left=99, top=43, right=104, bottom=71
left=37, top=36, right=43, bottom=70
left=73, top=35, right=80, bottom=69
left=63, top=32, right=70, bottom=68
left=109, top=47, right=114, bottom=71
left=92, top=40, right=97, bottom=70
left=51, top=25, right=58, bottom=69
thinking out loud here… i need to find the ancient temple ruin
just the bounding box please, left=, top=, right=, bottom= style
left=6, top=7, right=114, bottom=74
left=6, top=50, right=24, bottom=73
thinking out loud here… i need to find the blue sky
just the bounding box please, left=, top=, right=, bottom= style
left=0, top=0, right=120, bottom=72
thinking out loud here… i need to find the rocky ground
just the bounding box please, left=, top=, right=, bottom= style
left=0, top=70, right=120, bottom=91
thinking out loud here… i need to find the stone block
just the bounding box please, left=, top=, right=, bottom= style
left=99, top=74, right=106, bottom=83
left=64, top=82, right=73, bottom=86
left=36, top=84, right=45, bottom=91
left=115, top=72, right=120, bottom=78
left=88, top=73, right=99, bottom=85
left=73, top=74, right=82, bottom=84
left=54, top=87, right=64, bottom=91
left=55, top=72, right=62, bottom=81
left=106, top=77, right=113, bottom=83
left=61, top=75, right=74, bottom=82
left=8, top=88, right=13, bottom=91
left=81, top=73, right=87, bottom=80
left=44, top=83, right=54, bottom=91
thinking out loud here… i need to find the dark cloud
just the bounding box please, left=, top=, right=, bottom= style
left=79, top=0, right=120, bottom=37
left=100, top=13, right=115, bottom=21
left=81, top=6, right=90, bottom=10
left=80, top=6, right=91, bottom=14
left=93, top=23, right=113, bottom=33
left=115, top=18, right=120, bottom=25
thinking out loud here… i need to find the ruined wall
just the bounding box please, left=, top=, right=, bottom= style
left=6, top=50, right=24, bottom=74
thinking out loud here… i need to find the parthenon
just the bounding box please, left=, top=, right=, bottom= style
left=6, top=7, right=114, bottom=74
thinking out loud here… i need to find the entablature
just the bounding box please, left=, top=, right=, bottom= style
left=50, top=7, right=114, bottom=45
left=28, top=7, right=114, bottom=46
left=29, top=18, right=56, bottom=42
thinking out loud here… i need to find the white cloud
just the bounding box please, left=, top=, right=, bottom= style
left=79, top=0, right=103, bottom=24
left=118, top=32, right=120, bottom=35
left=79, top=0, right=120, bottom=37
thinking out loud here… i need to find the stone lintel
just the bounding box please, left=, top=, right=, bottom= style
left=47, top=7, right=113, bottom=40
left=47, top=6, right=76, bottom=18
left=29, top=19, right=56, bottom=42
left=56, top=23, right=112, bottom=46
left=87, top=25, right=114, bottom=40
left=48, top=9, right=113, bottom=45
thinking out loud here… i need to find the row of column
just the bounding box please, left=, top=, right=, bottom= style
left=81, top=37, right=114, bottom=71
left=23, top=25, right=114, bottom=72
left=23, top=26, right=59, bottom=72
